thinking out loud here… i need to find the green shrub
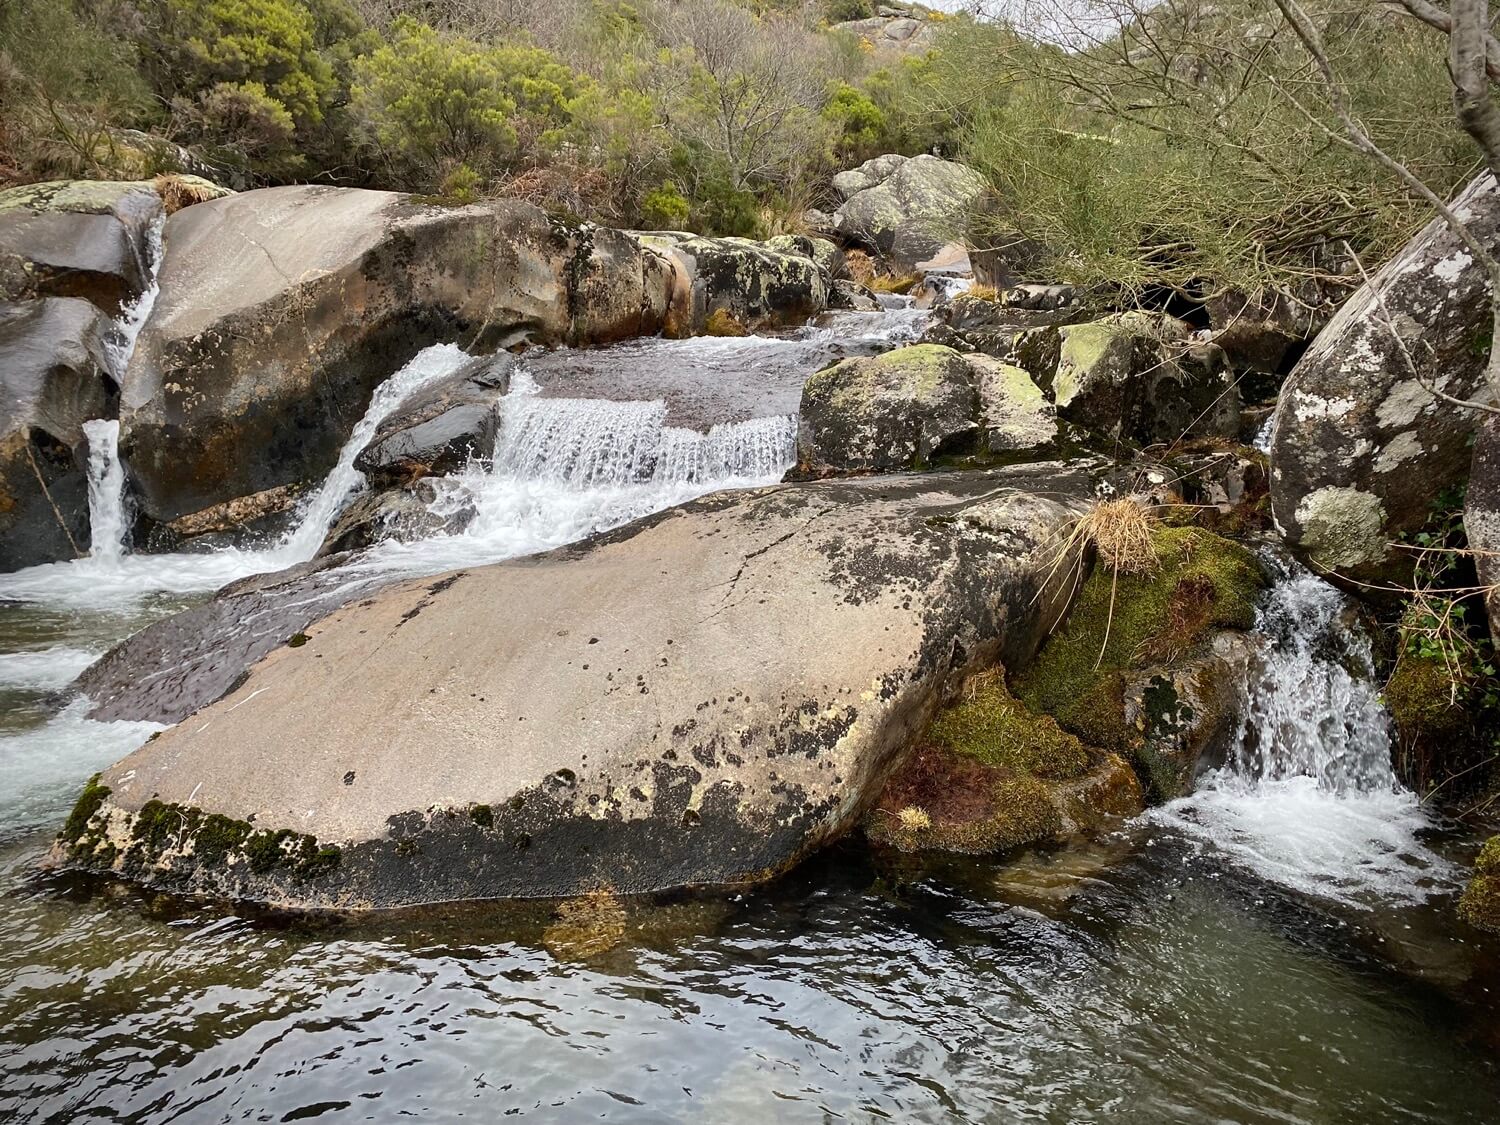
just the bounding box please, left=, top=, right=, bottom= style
left=641, top=182, right=691, bottom=229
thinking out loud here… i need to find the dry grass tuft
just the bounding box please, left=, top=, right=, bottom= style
left=897, top=805, right=932, bottom=831
left=1078, top=497, right=1160, bottom=576
left=152, top=173, right=223, bottom=214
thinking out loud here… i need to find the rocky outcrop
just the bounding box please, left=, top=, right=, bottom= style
left=354, top=356, right=513, bottom=488
left=833, top=155, right=990, bottom=271
left=1467, top=414, right=1500, bottom=643
left=1270, top=173, right=1500, bottom=580
left=829, top=15, right=940, bottom=56
left=633, top=233, right=829, bottom=338
left=790, top=344, right=1058, bottom=478
left=1042, top=312, right=1238, bottom=446
left=0, top=298, right=116, bottom=570
left=57, top=465, right=1098, bottom=908
left=118, top=187, right=674, bottom=524
left=0, top=179, right=163, bottom=315
left=764, top=233, right=845, bottom=280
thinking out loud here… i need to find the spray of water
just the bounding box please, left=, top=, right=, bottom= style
left=1151, top=560, right=1457, bottom=908
left=82, top=420, right=129, bottom=562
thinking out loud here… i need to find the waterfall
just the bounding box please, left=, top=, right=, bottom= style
left=82, top=420, right=128, bottom=562
left=103, top=215, right=165, bottom=385
left=1152, top=558, right=1456, bottom=909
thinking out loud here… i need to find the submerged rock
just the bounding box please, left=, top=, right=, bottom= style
left=0, top=297, right=116, bottom=570
left=0, top=179, right=163, bottom=315
left=1270, top=172, right=1500, bottom=580
left=790, top=343, right=1057, bottom=478
left=833, top=155, right=989, bottom=271
left=119, top=187, right=674, bottom=524
left=57, top=465, right=1098, bottom=908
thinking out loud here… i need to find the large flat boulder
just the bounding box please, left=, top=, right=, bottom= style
left=834, top=155, right=989, bottom=271
left=55, top=465, right=1097, bottom=908
left=1270, top=173, right=1500, bottom=579
left=119, top=187, right=673, bottom=523
left=0, top=297, right=116, bottom=570
left=0, top=179, right=163, bottom=315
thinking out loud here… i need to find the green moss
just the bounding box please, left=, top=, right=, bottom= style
left=117, top=800, right=340, bottom=881
left=59, top=774, right=110, bottom=849
left=703, top=308, right=748, bottom=337
left=470, top=803, right=494, bottom=829
left=1459, top=836, right=1500, bottom=933
left=1385, top=654, right=1468, bottom=742
left=287, top=632, right=310, bottom=648
left=928, top=675, right=1089, bottom=780
left=1015, top=525, right=1264, bottom=755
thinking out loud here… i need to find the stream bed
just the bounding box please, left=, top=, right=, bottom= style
left=1, top=307, right=1498, bottom=1123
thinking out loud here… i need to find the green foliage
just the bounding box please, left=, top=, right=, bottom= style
left=824, top=0, right=874, bottom=22
left=823, top=81, right=886, bottom=161
left=352, top=18, right=583, bottom=189
left=156, top=0, right=337, bottom=125
left=641, top=182, right=691, bottom=229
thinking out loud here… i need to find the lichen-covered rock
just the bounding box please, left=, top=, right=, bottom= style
left=120, top=187, right=673, bottom=523
left=1014, top=525, right=1266, bottom=790
left=865, top=671, right=1143, bottom=854
left=1122, top=630, right=1259, bottom=800
left=834, top=155, right=990, bottom=271
left=789, top=344, right=1058, bottom=477
left=0, top=179, right=163, bottom=315
left=632, top=232, right=828, bottom=338
left=0, top=297, right=115, bottom=571
left=55, top=465, right=1098, bottom=908
left=764, top=233, right=845, bottom=279
left=1465, top=413, right=1500, bottom=643
left=1459, top=835, right=1500, bottom=934
left=829, top=16, right=940, bottom=57
left=1044, top=312, right=1239, bottom=445
left=1270, top=172, right=1500, bottom=581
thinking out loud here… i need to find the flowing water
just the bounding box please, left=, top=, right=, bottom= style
left=1, top=308, right=1497, bottom=1122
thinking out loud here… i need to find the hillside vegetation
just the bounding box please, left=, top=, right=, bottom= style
left=0, top=0, right=1484, bottom=295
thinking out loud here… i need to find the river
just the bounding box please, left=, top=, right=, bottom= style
left=0, top=302, right=1497, bottom=1123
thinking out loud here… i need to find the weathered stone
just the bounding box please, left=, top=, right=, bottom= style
left=320, top=480, right=473, bottom=556
left=0, top=298, right=115, bottom=571
left=164, top=482, right=304, bottom=542
left=1122, top=630, right=1259, bottom=799
left=830, top=278, right=882, bottom=311
left=1466, top=413, right=1500, bottom=643
left=354, top=356, right=513, bottom=488
left=633, top=233, right=829, bottom=338
left=119, top=186, right=672, bottom=523
left=970, top=356, right=1059, bottom=453
left=764, top=233, right=845, bottom=279
left=58, top=465, right=1097, bottom=908
left=830, top=16, right=939, bottom=55
left=1270, top=172, right=1500, bottom=580
left=0, top=179, right=163, bottom=315
left=1044, top=312, right=1239, bottom=445
left=834, top=155, right=990, bottom=271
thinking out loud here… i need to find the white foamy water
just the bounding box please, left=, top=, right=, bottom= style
left=0, top=344, right=475, bottom=610
left=361, top=372, right=795, bottom=575
left=0, top=698, right=165, bottom=837
left=82, top=420, right=128, bottom=562
left=1151, top=563, right=1457, bottom=909
left=0, top=648, right=102, bottom=692
left=1253, top=413, right=1275, bottom=454
left=102, top=215, right=164, bottom=384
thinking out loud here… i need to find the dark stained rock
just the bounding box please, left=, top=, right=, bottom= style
left=1270, top=173, right=1500, bottom=580
left=354, top=356, right=513, bottom=488
left=57, top=465, right=1099, bottom=909
left=0, top=297, right=116, bottom=571
left=0, top=179, right=163, bottom=315
left=1466, top=413, right=1500, bottom=643
left=118, top=187, right=673, bottom=524
left=633, top=233, right=829, bottom=338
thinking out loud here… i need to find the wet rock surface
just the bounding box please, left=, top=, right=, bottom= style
left=0, top=297, right=116, bottom=570
left=632, top=233, right=829, bottom=338
left=1270, top=172, right=1500, bottom=580
left=118, top=187, right=672, bottom=523
left=61, top=465, right=1099, bottom=907
left=0, top=179, right=163, bottom=315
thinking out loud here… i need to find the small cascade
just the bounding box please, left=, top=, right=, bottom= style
left=493, top=373, right=796, bottom=488
left=82, top=419, right=129, bottom=562
left=1152, top=558, right=1456, bottom=908
left=103, top=215, right=165, bottom=384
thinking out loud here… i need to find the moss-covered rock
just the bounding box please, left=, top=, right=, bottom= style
left=1015, top=526, right=1266, bottom=783
left=1459, top=835, right=1500, bottom=934
left=866, top=671, right=1142, bottom=855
